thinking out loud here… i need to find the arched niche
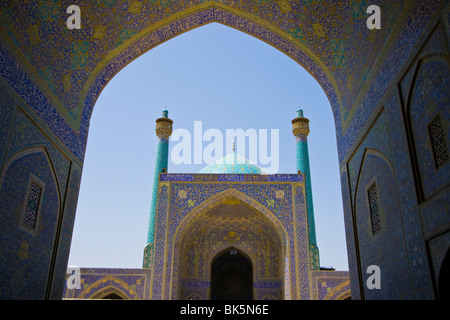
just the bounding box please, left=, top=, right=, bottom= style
left=407, top=55, right=450, bottom=201
left=174, top=190, right=286, bottom=300
left=354, top=148, right=413, bottom=299
left=210, top=247, right=253, bottom=300
left=0, top=147, right=61, bottom=299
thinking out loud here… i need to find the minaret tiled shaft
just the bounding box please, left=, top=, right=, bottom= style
left=147, top=109, right=173, bottom=244
left=292, top=109, right=319, bottom=268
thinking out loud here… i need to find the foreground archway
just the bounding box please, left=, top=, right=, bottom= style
left=68, top=21, right=347, bottom=275
left=174, top=189, right=285, bottom=300
left=0, top=1, right=448, bottom=300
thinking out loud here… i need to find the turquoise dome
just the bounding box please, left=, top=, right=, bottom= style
left=199, top=152, right=262, bottom=174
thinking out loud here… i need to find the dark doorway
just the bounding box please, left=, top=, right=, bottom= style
left=102, top=293, right=123, bottom=299
left=211, top=249, right=253, bottom=300
left=438, top=249, right=450, bottom=300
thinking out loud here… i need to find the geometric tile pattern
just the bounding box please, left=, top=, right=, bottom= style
left=1, top=0, right=448, bottom=302
left=62, top=268, right=151, bottom=300
left=1, top=0, right=444, bottom=163
left=367, top=183, right=381, bottom=235
left=20, top=179, right=43, bottom=232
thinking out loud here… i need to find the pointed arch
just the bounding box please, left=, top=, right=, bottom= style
left=172, top=187, right=288, bottom=300
left=353, top=147, right=396, bottom=219
left=210, top=246, right=254, bottom=300
left=91, top=286, right=129, bottom=300
left=210, top=246, right=254, bottom=268
left=78, top=275, right=140, bottom=300
left=81, top=4, right=341, bottom=143
left=404, top=54, right=450, bottom=201
left=0, top=146, right=62, bottom=208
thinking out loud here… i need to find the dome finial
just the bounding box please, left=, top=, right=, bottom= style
left=297, top=108, right=304, bottom=118
left=232, top=141, right=236, bottom=152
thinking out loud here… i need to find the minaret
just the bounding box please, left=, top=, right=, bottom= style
left=292, top=108, right=320, bottom=269
left=143, top=109, right=173, bottom=268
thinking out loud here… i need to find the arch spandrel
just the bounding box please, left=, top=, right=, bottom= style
left=82, top=4, right=341, bottom=129
left=0, top=0, right=421, bottom=163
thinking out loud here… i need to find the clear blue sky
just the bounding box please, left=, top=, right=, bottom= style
left=68, top=23, right=349, bottom=271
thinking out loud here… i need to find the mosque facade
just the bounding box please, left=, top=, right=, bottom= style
left=62, top=110, right=351, bottom=300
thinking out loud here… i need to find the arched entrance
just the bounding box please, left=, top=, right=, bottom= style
left=0, top=0, right=446, bottom=301
left=175, top=190, right=285, bottom=300
left=211, top=248, right=253, bottom=300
